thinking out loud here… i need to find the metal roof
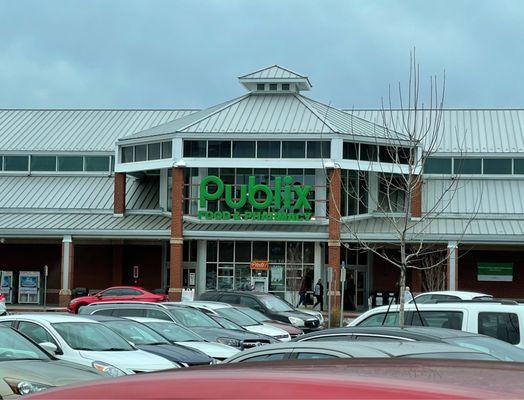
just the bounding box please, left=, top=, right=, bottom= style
left=184, top=219, right=328, bottom=240
left=239, top=65, right=307, bottom=80
left=121, top=93, right=402, bottom=140
left=341, top=216, right=524, bottom=243
left=0, top=212, right=170, bottom=237
left=0, top=109, right=196, bottom=152
left=349, top=109, right=524, bottom=154
left=0, top=175, right=159, bottom=211
left=423, top=178, right=524, bottom=216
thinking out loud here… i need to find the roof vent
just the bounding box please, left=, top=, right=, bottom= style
left=239, top=65, right=312, bottom=93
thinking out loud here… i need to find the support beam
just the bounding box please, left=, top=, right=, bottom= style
left=169, top=166, right=185, bottom=301
left=114, top=172, right=126, bottom=216
left=59, top=236, right=73, bottom=307
left=196, top=240, right=207, bottom=296
left=328, top=168, right=342, bottom=312
left=447, top=241, right=458, bottom=290
left=410, top=175, right=422, bottom=218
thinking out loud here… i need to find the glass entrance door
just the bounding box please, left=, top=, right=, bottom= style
left=343, top=268, right=368, bottom=311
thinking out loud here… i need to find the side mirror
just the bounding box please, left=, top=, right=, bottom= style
left=39, top=342, right=58, bottom=355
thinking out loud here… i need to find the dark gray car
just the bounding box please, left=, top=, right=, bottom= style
left=79, top=302, right=275, bottom=350
left=293, top=326, right=524, bottom=362
left=198, top=291, right=322, bottom=331
left=224, top=340, right=499, bottom=363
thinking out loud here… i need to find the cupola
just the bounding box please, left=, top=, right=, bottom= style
left=238, top=65, right=312, bottom=93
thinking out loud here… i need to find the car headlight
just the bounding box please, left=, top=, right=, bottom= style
left=92, top=361, right=127, bottom=377
left=4, top=378, right=53, bottom=395
left=288, top=316, right=305, bottom=327
left=216, top=337, right=242, bottom=348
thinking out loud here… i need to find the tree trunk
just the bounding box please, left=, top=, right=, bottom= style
left=398, top=245, right=407, bottom=327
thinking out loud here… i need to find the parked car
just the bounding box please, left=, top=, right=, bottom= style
left=83, top=315, right=214, bottom=366
left=234, top=306, right=304, bottom=338
left=67, top=286, right=167, bottom=313
left=0, top=293, right=5, bottom=315
left=0, top=314, right=179, bottom=375
left=349, top=301, right=524, bottom=348
left=126, top=317, right=240, bottom=361
left=0, top=324, right=103, bottom=397
left=25, top=359, right=524, bottom=400
left=410, top=290, right=493, bottom=304
left=294, top=326, right=524, bottom=362
left=223, top=340, right=498, bottom=363
left=198, top=291, right=322, bottom=331
left=183, top=301, right=291, bottom=341
left=79, top=302, right=275, bottom=350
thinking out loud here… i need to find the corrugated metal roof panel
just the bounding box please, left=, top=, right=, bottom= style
left=0, top=212, right=170, bottom=235
left=239, top=65, right=306, bottom=80
left=341, top=216, right=524, bottom=243
left=423, top=178, right=524, bottom=215
left=0, top=110, right=197, bottom=152
left=0, top=176, right=159, bottom=210
left=349, top=109, right=524, bottom=153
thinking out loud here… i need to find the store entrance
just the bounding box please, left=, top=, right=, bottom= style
left=343, top=267, right=368, bottom=311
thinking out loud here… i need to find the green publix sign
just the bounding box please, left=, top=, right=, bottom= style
left=198, top=175, right=312, bottom=221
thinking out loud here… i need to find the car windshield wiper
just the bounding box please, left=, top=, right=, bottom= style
left=99, top=348, right=131, bottom=351
left=2, top=357, right=46, bottom=361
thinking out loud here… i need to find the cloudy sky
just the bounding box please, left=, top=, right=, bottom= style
left=0, top=0, right=522, bottom=109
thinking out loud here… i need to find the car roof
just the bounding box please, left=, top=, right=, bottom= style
left=299, top=326, right=476, bottom=341
left=0, top=313, right=98, bottom=323
left=363, top=302, right=524, bottom=313
left=415, top=291, right=492, bottom=298
left=125, top=317, right=175, bottom=324
left=25, top=359, right=524, bottom=399
left=84, top=301, right=179, bottom=308
left=82, top=315, right=127, bottom=323
left=205, top=291, right=272, bottom=297
left=182, top=301, right=232, bottom=310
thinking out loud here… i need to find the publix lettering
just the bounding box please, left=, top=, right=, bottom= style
left=198, top=175, right=313, bottom=221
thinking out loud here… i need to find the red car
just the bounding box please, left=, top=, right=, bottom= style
left=26, top=359, right=524, bottom=399
left=67, top=286, right=167, bottom=313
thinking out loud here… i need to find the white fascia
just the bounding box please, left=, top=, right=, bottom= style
left=182, top=158, right=335, bottom=169
left=115, top=159, right=175, bottom=173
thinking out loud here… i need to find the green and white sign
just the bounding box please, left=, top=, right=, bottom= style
left=198, top=175, right=312, bottom=221
left=477, top=262, right=513, bottom=282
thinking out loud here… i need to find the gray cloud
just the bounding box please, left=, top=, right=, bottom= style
left=0, top=0, right=522, bottom=109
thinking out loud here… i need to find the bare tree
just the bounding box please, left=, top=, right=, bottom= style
left=325, top=51, right=481, bottom=326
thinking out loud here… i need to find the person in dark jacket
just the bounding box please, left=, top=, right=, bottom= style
left=296, top=277, right=308, bottom=307
left=313, top=279, right=324, bottom=311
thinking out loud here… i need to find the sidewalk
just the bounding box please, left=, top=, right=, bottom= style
left=6, top=304, right=67, bottom=313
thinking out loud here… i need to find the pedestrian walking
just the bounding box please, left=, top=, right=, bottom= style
left=296, top=277, right=308, bottom=307
left=404, top=286, right=413, bottom=303
left=313, top=279, right=324, bottom=311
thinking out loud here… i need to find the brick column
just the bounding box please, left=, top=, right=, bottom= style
left=410, top=175, right=422, bottom=218
left=114, top=172, right=126, bottom=216
left=168, top=167, right=184, bottom=301
left=447, top=242, right=458, bottom=290
left=328, top=168, right=342, bottom=312
left=58, top=236, right=74, bottom=307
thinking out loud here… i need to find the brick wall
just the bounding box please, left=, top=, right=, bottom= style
left=458, top=249, right=524, bottom=298
left=0, top=243, right=61, bottom=304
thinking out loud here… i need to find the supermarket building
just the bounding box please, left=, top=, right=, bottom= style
left=1, top=65, right=524, bottom=308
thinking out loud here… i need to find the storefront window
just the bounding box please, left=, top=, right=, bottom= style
left=205, top=241, right=316, bottom=298
left=208, top=141, right=232, bottom=158
left=282, top=141, right=305, bottom=158
left=257, top=141, right=281, bottom=158
left=233, top=141, right=255, bottom=158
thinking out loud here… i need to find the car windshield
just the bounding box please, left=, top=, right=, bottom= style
left=104, top=320, right=169, bottom=345
left=445, top=336, right=524, bottom=362
left=237, top=307, right=269, bottom=322
left=52, top=322, right=134, bottom=351
left=215, top=308, right=260, bottom=327
left=167, top=307, right=222, bottom=328
left=0, top=328, right=50, bottom=361
left=213, top=316, right=244, bottom=331
left=259, top=295, right=293, bottom=312
left=148, top=322, right=204, bottom=342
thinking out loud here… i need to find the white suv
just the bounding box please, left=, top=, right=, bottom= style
left=410, top=291, right=492, bottom=304
left=350, top=301, right=524, bottom=348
